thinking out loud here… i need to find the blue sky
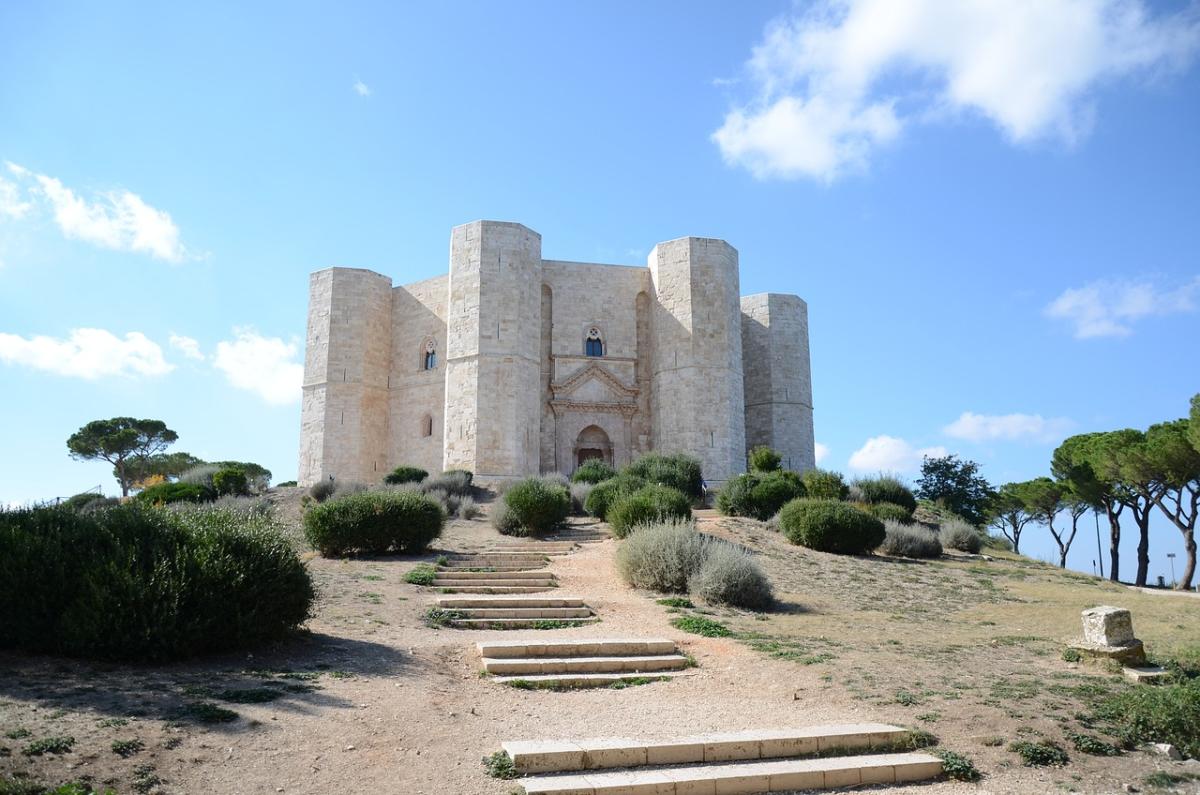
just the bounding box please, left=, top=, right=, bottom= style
left=1, top=1, right=1197, bottom=580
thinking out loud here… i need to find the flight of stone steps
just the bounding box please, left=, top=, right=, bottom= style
left=478, top=637, right=692, bottom=688
left=499, top=724, right=944, bottom=794
left=542, top=524, right=612, bottom=544
left=435, top=595, right=597, bottom=629
left=432, top=553, right=558, bottom=593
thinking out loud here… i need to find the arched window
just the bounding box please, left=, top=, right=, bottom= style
left=585, top=327, right=604, bottom=357
left=422, top=339, right=437, bottom=370
left=420, top=414, right=433, bottom=437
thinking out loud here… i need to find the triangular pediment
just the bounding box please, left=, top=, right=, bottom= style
left=551, top=362, right=638, bottom=403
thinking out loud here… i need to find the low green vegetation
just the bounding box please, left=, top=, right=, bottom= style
left=571, top=459, right=617, bottom=484
left=482, top=750, right=517, bottom=779
left=932, top=749, right=980, bottom=781
left=878, top=520, right=942, bottom=558
left=584, top=474, right=647, bottom=520
left=607, top=484, right=692, bottom=538
left=671, top=615, right=733, bottom=637
left=110, top=738, right=144, bottom=758
left=1008, top=739, right=1069, bottom=767
left=403, top=564, right=438, bottom=586
left=498, top=477, right=570, bottom=536
left=303, top=489, right=444, bottom=555
left=655, top=597, right=694, bottom=608
left=854, top=475, right=918, bottom=513
left=1065, top=731, right=1119, bottom=756
left=778, top=498, right=886, bottom=554
left=22, top=736, right=75, bottom=756
left=624, top=453, right=705, bottom=501
left=179, top=702, right=238, bottom=724
left=0, top=504, right=313, bottom=661
left=1092, top=676, right=1199, bottom=758
left=717, top=469, right=805, bottom=521
left=383, top=465, right=428, bottom=485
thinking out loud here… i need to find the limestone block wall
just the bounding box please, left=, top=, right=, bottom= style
left=741, top=293, right=816, bottom=472
left=443, top=221, right=542, bottom=478
left=648, top=237, right=747, bottom=483
left=388, top=274, right=449, bottom=477
left=298, top=267, right=394, bottom=485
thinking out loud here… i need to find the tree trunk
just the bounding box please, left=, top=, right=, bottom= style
left=1133, top=507, right=1150, bottom=588
left=1180, top=532, right=1196, bottom=591
left=117, top=460, right=130, bottom=497
left=1105, top=504, right=1121, bottom=583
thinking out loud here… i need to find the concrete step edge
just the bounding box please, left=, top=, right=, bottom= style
left=478, top=639, right=677, bottom=658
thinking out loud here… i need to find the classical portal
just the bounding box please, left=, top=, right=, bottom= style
left=298, top=220, right=815, bottom=486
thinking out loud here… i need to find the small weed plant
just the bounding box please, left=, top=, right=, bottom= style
left=933, top=749, right=981, bottom=781
left=671, top=615, right=732, bottom=637
left=404, top=564, right=438, bottom=586
left=483, top=750, right=517, bottom=779
left=1008, top=739, right=1069, bottom=767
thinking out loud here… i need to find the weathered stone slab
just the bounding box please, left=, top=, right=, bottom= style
left=1082, top=606, right=1136, bottom=646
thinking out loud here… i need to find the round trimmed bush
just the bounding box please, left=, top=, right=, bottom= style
left=490, top=500, right=525, bottom=536
left=384, top=465, right=428, bottom=485
left=502, top=478, right=570, bottom=535
left=0, top=504, right=314, bottom=661
left=717, top=471, right=805, bottom=521
left=626, top=453, right=704, bottom=500
left=212, top=466, right=249, bottom=497
left=801, top=468, right=850, bottom=501
left=867, top=501, right=913, bottom=523
left=854, top=476, right=917, bottom=513
left=778, top=498, right=885, bottom=554
left=940, top=518, right=984, bottom=553
left=584, top=474, right=646, bottom=520
left=135, top=482, right=214, bottom=505
left=688, top=542, right=773, bottom=609
left=614, top=519, right=709, bottom=592
left=607, top=484, right=693, bottom=538
left=878, top=520, right=942, bottom=558
left=572, top=459, right=617, bottom=484
left=303, top=490, right=444, bottom=556
left=748, top=446, right=782, bottom=473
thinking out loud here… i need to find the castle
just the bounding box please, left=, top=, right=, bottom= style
left=298, top=221, right=814, bottom=486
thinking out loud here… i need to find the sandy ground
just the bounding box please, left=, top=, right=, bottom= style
left=1, top=495, right=1197, bottom=794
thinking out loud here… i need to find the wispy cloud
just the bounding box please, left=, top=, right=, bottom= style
left=0, top=175, right=32, bottom=219
left=0, top=328, right=173, bottom=379
left=944, top=411, right=1073, bottom=443
left=212, top=327, right=303, bottom=405
left=714, top=0, right=1200, bottom=182
left=353, top=78, right=371, bottom=97
left=6, top=162, right=189, bottom=262
left=169, top=333, right=205, bottom=361
left=848, top=435, right=946, bottom=473
left=1045, top=276, right=1200, bottom=338
left=814, top=442, right=830, bottom=464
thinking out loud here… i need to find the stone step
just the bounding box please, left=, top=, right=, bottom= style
left=439, top=565, right=546, bottom=572
left=503, top=724, right=910, bottom=774
left=438, top=597, right=586, bottom=609
left=448, top=552, right=550, bottom=560
left=451, top=617, right=601, bottom=629
left=479, top=638, right=677, bottom=659
left=452, top=607, right=594, bottom=619
left=518, top=752, right=944, bottom=794
left=434, top=578, right=557, bottom=587
left=436, top=585, right=557, bottom=594
left=433, top=570, right=554, bottom=580
left=482, top=654, right=688, bottom=676
left=492, top=671, right=690, bottom=688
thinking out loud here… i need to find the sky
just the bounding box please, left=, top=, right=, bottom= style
left=1, top=0, right=1198, bottom=581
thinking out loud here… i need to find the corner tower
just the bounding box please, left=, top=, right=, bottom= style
left=648, top=237, right=747, bottom=482
left=741, top=293, right=815, bottom=472
left=298, top=267, right=394, bottom=485
left=442, top=221, right=542, bottom=479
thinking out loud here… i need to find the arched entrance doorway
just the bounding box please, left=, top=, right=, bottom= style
left=573, top=424, right=612, bottom=470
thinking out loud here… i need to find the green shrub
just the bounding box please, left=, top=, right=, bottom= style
left=933, top=749, right=980, bottom=781
left=303, top=490, right=444, bottom=556
left=854, top=476, right=917, bottom=513
left=688, top=542, right=773, bottom=609
left=1093, top=676, right=1199, bottom=758
left=778, top=498, right=885, bottom=554
left=308, top=480, right=337, bottom=502
left=276, top=480, right=298, bottom=488
left=607, top=484, right=692, bottom=538
left=940, top=518, right=983, bottom=553
left=801, top=468, right=849, bottom=501
left=134, top=482, right=213, bottom=505
left=421, top=471, right=473, bottom=496
left=502, top=478, right=570, bottom=536
left=748, top=446, right=782, bottom=473
left=0, top=505, right=313, bottom=661
left=490, top=501, right=524, bottom=536
left=443, top=469, right=473, bottom=486
left=626, top=453, right=704, bottom=500
left=457, top=496, right=481, bottom=520
left=404, top=564, right=437, bottom=585
left=717, top=471, right=805, bottom=521
left=867, top=501, right=913, bottom=523
left=878, top=520, right=942, bottom=558
left=63, top=492, right=108, bottom=511
left=572, top=459, right=617, bottom=484
left=384, top=466, right=428, bottom=485
left=1008, top=739, right=1069, bottom=767
left=212, top=466, right=249, bottom=497
left=584, top=474, right=646, bottom=520
left=614, top=519, right=710, bottom=592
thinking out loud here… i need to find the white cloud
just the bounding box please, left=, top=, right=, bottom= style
left=0, top=328, right=173, bottom=379
left=213, top=327, right=302, bottom=405
left=943, top=411, right=1073, bottom=443
left=1045, top=276, right=1200, bottom=338
left=4, top=162, right=187, bottom=262
left=848, top=435, right=946, bottom=473
left=169, top=333, right=205, bottom=361
left=0, top=176, right=32, bottom=219
left=814, top=442, right=830, bottom=464
left=353, top=79, right=371, bottom=97
left=714, top=0, right=1200, bottom=181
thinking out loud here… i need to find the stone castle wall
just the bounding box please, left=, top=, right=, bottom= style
left=298, top=221, right=813, bottom=487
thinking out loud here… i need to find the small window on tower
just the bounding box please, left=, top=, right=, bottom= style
left=585, top=327, right=604, bottom=357
left=421, top=414, right=433, bottom=437
left=422, top=339, right=437, bottom=370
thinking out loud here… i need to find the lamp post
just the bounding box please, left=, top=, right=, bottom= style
left=1093, top=508, right=1105, bottom=579
left=1167, top=553, right=1177, bottom=588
